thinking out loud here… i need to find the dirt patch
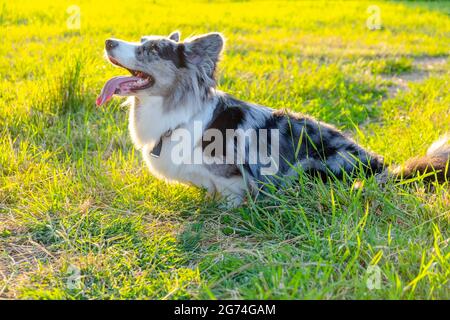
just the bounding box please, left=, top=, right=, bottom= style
left=382, top=56, right=447, bottom=97
left=0, top=237, right=57, bottom=298
left=415, top=56, right=448, bottom=71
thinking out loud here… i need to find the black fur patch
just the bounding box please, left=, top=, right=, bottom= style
left=158, top=43, right=186, bottom=68
left=202, top=96, right=246, bottom=177
left=202, top=95, right=388, bottom=185
left=202, top=103, right=244, bottom=157
left=304, top=168, right=328, bottom=182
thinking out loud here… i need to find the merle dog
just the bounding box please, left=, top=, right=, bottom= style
left=97, top=31, right=449, bottom=206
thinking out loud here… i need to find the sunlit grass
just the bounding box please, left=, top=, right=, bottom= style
left=0, top=0, right=449, bottom=299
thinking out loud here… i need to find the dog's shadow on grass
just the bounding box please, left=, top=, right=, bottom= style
left=177, top=197, right=229, bottom=254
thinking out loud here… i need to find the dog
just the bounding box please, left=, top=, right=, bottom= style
left=97, top=31, right=450, bottom=206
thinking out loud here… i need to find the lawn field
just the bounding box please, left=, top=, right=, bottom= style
left=0, top=0, right=449, bottom=299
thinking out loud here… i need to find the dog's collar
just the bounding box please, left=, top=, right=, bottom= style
left=150, top=105, right=227, bottom=158
left=150, top=129, right=173, bottom=158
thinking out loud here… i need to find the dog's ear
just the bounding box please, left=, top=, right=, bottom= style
left=168, top=31, right=180, bottom=42
left=184, top=33, right=224, bottom=70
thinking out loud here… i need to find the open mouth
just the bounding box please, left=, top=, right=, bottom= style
left=96, top=57, right=155, bottom=106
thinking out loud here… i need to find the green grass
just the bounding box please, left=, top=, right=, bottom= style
left=0, top=0, right=449, bottom=299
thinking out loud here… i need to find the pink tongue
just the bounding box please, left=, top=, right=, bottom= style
left=96, top=76, right=140, bottom=106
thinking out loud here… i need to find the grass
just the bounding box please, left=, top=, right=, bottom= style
left=0, top=0, right=449, bottom=299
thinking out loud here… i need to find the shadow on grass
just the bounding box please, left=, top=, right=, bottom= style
left=177, top=168, right=449, bottom=299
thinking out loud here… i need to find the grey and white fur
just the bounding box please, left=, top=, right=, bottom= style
left=101, top=31, right=450, bottom=206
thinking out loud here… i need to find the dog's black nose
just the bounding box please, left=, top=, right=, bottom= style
left=105, top=39, right=118, bottom=51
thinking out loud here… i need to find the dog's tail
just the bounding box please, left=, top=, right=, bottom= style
left=390, top=133, right=450, bottom=183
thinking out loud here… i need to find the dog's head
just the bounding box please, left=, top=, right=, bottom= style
left=97, top=31, right=224, bottom=106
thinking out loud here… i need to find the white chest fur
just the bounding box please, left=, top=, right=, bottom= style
left=128, top=95, right=212, bottom=181
left=127, top=94, right=247, bottom=205
left=129, top=96, right=174, bottom=150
